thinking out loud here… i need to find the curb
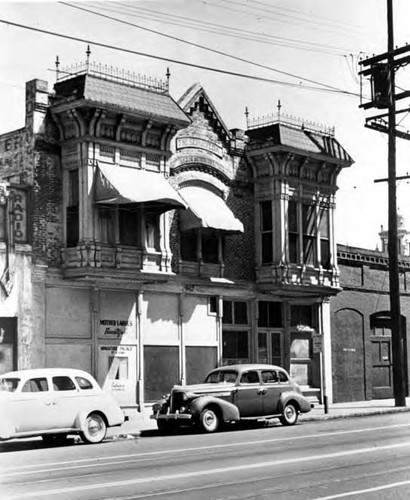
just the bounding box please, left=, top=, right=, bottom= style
left=301, top=406, right=410, bottom=422
left=106, top=407, right=410, bottom=437
left=105, top=432, right=141, bottom=441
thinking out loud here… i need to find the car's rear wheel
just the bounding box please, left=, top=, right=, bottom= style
left=199, top=407, right=220, bottom=433
left=279, top=403, right=298, bottom=426
left=80, top=413, right=107, bottom=444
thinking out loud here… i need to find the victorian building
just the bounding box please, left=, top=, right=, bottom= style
left=0, top=59, right=353, bottom=411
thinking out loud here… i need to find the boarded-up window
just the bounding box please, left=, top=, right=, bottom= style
left=144, top=346, right=179, bottom=402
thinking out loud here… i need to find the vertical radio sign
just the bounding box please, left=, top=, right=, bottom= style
left=10, top=188, right=27, bottom=243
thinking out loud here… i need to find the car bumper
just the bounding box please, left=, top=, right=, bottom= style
left=151, top=412, right=192, bottom=422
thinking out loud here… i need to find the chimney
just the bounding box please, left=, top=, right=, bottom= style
left=25, top=79, right=49, bottom=134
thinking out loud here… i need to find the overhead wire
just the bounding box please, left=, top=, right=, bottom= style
left=60, top=1, right=354, bottom=94
left=206, top=0, right=367, bottom=37
left=0, top=18, right=360, bottom=99
left=103, top=1, right=355, bottom=55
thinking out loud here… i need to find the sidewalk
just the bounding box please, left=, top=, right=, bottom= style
left=107, top=397, right=410, bottom=440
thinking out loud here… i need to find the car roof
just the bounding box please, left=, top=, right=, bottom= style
left=0, top=368, right=95, bottom=379
left=209, top=364, right=287, bottom=373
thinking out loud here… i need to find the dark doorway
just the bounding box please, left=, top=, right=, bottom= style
left=0, top=317, right=17, bottom=374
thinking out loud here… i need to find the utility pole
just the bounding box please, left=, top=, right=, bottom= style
left=359, top=0, right=407, bottom=407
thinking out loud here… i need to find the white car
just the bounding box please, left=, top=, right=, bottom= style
left=0, top=368, right=125, bottom=444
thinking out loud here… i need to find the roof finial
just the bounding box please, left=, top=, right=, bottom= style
left=277, top=99, right=282, bottom=121
left=245, top=106, right=249, bottom=128
left=55, top=55, right=60, bottom=81
left=86, top=45, right=91, bottom=72
left=166, top=67, right=170, bottom=93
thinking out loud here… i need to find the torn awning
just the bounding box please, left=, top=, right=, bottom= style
left=95, top=163, right=187, bottom=210
left=179, top=186, right=244, bottom=233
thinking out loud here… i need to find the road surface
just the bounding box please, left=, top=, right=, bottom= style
left=1, top=413, right=410, bottom=499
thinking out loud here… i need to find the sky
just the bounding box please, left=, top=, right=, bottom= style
left=1, top=0, right=410, bottom=250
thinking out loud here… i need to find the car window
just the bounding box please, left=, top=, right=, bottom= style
left=0, top=377, right=20, bottom=392
left=22, top=378, right=49, bottom=392
left=205, top=370, right=238, bottom=384
left=53, top=376, right=76, bottom=391
left=240, top=371, right=260, bottom=384
left=75, top=376, right=94, bottom=390
left=261, top=370, right=278, bottom=384
left=278, top=371, right=289, bottom=383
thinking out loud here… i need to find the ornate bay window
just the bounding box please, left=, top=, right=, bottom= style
left=287, top=197, right=331, bottom=269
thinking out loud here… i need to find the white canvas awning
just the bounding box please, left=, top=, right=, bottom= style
left=95, top=163, right=186, bottom=210
left=179, top=186, right=244, bottom=233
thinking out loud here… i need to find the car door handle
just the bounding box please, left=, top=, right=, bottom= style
left=45, top=402, right=52, bottom=406
left=258, top=389, right=267, bottom=395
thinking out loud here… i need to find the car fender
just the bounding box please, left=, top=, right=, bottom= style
left=74, top=409, right=110, bottom=431
left=277, top=391, right=310, bottom=413
left=0, top=417, right=15, bottom=440
left=189, top=396, right=240, bottom=422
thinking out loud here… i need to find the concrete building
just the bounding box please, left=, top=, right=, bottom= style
left=0, top=60, right=353, bottom=411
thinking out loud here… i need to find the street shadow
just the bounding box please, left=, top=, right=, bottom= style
left=0, top=436, right=78, bottom=453
left=139, top=419, right=284, bottom=438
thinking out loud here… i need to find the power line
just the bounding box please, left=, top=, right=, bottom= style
left=103, top=1, right=355, bottom=55
left=0, top=18, right=359, bottom=98
left=207, top=0, right=366, bottom=37
left=61, top=1, right=351, bottom=93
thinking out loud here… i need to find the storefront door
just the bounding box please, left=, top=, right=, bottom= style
left=257, top=331, right=282, bottom=366
left=289, top=332, right=312, bottom=386
left=371, top=335, right=393, bottom=399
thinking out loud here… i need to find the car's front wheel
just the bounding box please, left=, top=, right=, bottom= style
left=279, top=403, right=298, bottom=426
left=80, top=413, right=107, bottom=444
left=199, top=407, right=220, bottom=433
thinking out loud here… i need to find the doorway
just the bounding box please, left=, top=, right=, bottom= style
left=257, top=331, right=282, bottom=366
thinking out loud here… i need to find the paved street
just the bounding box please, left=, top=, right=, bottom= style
left=2, top=413, right=410, bottom=500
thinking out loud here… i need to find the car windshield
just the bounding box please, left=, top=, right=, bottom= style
left=0, top=377, right=20, bottom=392
left=205, top=370, right=238, bottom=384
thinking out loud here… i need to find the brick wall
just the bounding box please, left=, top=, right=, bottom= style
left=332, top=256, right=410, bottom=402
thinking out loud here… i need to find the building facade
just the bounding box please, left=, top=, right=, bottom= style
left=0, top=62, right=353, bottom=411
left=332, top=244, right=410, bottom=402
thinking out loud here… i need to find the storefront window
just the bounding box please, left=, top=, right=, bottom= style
left=223, top=300, right=248, bottom=325
left=258, top=301, right=282, bottom=327
left=291, top=305, right=315, bottom=329
left=223, top=330, right=249, bottom=360
left=222, top=300, right=250, bottom=365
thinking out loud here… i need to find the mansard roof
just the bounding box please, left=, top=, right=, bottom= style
left=246, top=122, right=353, bottom=165
left=52, top=74, right=190, bottom=127
left=178, top=83, right=232, bottom=145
